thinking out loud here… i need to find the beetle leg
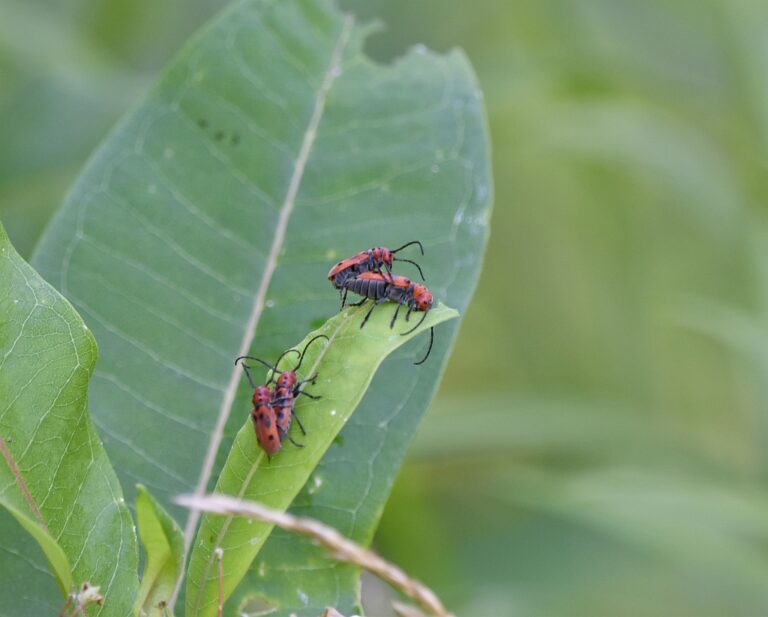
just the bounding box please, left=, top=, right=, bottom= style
left=382, top=264, right=394, bottom=283
left=360, top=301, right=377, bottom=329
left=296, top=383, right=321, bottom=400
left=390, top=302, right=401, bottom=329
left=292, top=412, right=306, bottom=435
left=360, top=297, right=388, bottom=329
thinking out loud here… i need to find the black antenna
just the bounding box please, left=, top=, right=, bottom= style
left=394, top=257, right=425, bottom=281
left=413, top=327, right=434, bottom=365
left=235, top=355, right=280, bottom=373
left=235, top=359, right=257, bottom=389
left=268, top=348, right=301, bottom=384
left=401, top=310, right=429, bottom=336
left=235, top=350, right=300, bottom=385
left=293, top=334, right=329, bottom=373
left=391, top=240, right=424, bottom=255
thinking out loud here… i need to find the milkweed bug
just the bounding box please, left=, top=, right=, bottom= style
left=270, top=334, right=328, bottom=441
left=235, top=334, right=328, bottom=455
left=250, top=385, right=281, bottom=456
left=342, top=272, right=435, bottom=365
left=236, top=352, right=297, bottom=456
left=328, top=241, right=426, bottom=306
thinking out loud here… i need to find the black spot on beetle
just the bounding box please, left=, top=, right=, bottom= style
left=268, top=435, right=275, bottom=441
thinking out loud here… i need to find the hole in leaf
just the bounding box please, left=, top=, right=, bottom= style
left=238, top=592, right=278, bottom=616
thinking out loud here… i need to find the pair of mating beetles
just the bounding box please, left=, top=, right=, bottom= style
left=238, top=242, right=436, bottom=456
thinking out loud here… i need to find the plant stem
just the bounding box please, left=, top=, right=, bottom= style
left=176, top=493, right=454, bottom=617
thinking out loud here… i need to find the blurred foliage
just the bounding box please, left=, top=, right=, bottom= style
left=4, top=0, right=768, bottom=614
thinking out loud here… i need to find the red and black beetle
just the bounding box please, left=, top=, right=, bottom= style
left=250, top=385, right=281, bottom=456
left=235, top=334, right=328, bottom=455
left=342, top=272, right=435, bottom=365
left=328, top=241, right=425, bottom=306
left=270, top=334, right=328, bottom=441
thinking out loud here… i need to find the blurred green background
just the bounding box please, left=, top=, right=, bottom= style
left=3, top=0, right=768, bottom=615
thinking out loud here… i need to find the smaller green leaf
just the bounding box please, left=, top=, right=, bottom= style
left=0, top=219, right=138, bottom=615
left=0, top=496, right=73, bottom=595
left=135, top=485, right=184, bottom=617
left=186, top=302, right=458, bottom=617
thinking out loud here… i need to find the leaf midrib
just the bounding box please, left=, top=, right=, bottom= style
left=177, top=10, right=355, bottom=607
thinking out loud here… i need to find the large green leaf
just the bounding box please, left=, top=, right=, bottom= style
left=185, top=302, right=456, bottom=616
left=31, top=0, right=491, bottom=612
left=0, top=222, right=138, bottom=616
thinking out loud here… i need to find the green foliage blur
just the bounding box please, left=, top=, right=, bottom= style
left=3, top=0, right=767, bottom=615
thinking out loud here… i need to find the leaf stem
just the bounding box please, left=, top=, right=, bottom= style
left=176, top=494, right=454, bottom=617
